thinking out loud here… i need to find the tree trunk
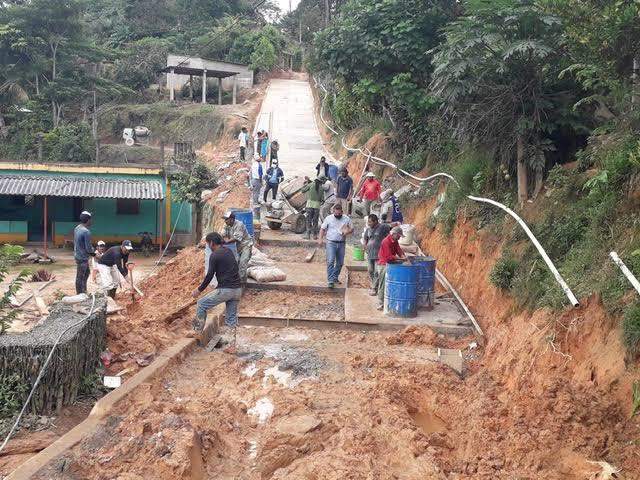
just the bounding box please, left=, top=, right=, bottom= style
left=323, top=0, right=330, bottom=26
left=516, top=135, right=528, bottom=207
left=195, top=203, right=203, bottom=244
left=35, top=73, right=39, bottom=95
left=51, top=42, right=58, bottom=127
left=632, top=56, right=639, bottom=107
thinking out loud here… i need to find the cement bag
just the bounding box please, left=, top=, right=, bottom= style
left=249, top=247, right=275, bottom=267
left=247, top=266, right=286, bottom=282
left=399, top=224, right=415, bottom=246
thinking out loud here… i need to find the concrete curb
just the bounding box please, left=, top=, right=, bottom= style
left=7, top=307, right=223, bottom=480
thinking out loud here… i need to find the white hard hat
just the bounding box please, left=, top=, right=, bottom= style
left=366, top=172, right=376, bottom=178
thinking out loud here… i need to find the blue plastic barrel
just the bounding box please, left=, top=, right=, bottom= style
left=384, top=263, right=418, bottom=318
left=409, top=256, right=436, bottom=309
left=230, top=208, right=254, bottom=237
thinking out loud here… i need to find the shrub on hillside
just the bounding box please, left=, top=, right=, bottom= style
left=43, top=123, right=95, bottom=163
left=0, top=374, right=28, bottom=418
left=623, top=302, right=640, bottom=355
left=490, top=254, right=518, bottom=290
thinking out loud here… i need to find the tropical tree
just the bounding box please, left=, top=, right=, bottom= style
left=431, top=0, right=584, bottom=205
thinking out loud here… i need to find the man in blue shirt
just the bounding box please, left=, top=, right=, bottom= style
left=381, top=189, right=404, bottom=223
left=263, top=159, right=284, bottom=202
left=73, top=211, right=96, bottom=294
left=336, top=167, right=353, bottom=214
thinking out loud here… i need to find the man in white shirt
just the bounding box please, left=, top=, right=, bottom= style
left=318, top=203, right=354, bottom=288
left=238, top=126, right=248, bottom=161
left=250, top=154, right=263, bottom=219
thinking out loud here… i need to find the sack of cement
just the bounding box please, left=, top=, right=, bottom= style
left=247, top=266, right=286, bottom=283
left=60, top=293, right=89, bottom=304
left=249, top=247, right=275, bottom=267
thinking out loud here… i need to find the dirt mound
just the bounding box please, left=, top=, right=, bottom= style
left=107, top=247, right=203, bottom=360
left=386, top=325, right=439, bottom=346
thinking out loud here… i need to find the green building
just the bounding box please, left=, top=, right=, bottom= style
left=0, top=162, right=192, bottom=248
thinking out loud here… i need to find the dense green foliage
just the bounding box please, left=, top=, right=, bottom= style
left=0, top=0, right=289, bottom=162
left=490, top=254, right=519, bottom=291
left=0, top=374, right=28, bottom=418
left=0, top=244, right=28, bottom=334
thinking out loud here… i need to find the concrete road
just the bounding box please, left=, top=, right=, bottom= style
left=254, top=79, right=330, bottom=178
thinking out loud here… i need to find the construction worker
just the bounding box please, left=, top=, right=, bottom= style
left=376, top=226, right=406, bottom=310
left=222, top=211, right=253, bottom=284
left=361, top=214, right=391, bottom=295
left=238, top=126, right=249, bottom=161
left=336, top=167, right=354, bottom=214
left=192, top=232, right=242, bottom=354
left=318, top=203, right=354, bottom=288
left=319, top=177, right=336, bottom=221
left=301, top=175, right=325, bottom=239
left=316, top=156, right=330, bottom=177
left=97, top=240, right=134, bottom=298
left=91, top=240, right=107, bottom=283
left=250, top=153, right=263, bottom=219
left=356, top=172, right=382, bottom=216
left=73, top=211, right=95, bottom=294
left=380, top=189, right=404, bottom=223
left=263, top=159, right=284, bottom=202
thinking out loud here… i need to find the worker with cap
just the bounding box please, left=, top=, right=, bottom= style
left=356, top=172, right=382, bottom=216
left=222, top=211, right=253, bottom=284
left=375, top=226, right=406, bottom=310
left=192, top=232, right=242, bottom=354
left=73, top=211, right=96, bottom=294
left=336, top=167, right=354, bottom=214
left=361, top=213, right=391, bottom=295
left=301, top=175, right=325, bottom=239
left=97, top=240, right=134, bottom=298
left=380, top=189, right=404, bottom=224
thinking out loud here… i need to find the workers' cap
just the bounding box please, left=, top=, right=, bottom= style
left=121, top=240, right=134, bottom=250
left=222, top=210, right=235, bottom=219
left=391, top=226, right=404, bottom=237
left=81, top=210, right=92, bottom=217
left=365, top=172, right=376, bottom=178
left=97, top=240, right=106, bottom=246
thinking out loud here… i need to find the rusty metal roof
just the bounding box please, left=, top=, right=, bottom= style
left=0, top=175, right=164, bottom=200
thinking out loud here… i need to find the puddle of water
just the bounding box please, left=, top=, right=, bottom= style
left=410, top=410, right=446, bottom=434
left=248, top=397, right=274, bottom=424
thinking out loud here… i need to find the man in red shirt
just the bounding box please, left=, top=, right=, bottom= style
left=376, top=226, right=406, bottom=310
left=357, top=172, right=382, bottom=216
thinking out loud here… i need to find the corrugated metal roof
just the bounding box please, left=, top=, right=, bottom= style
left=0, top=175, right=164, bottom=200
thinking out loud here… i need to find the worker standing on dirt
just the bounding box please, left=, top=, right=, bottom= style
left=376, top=226, right=406, bottom=310
left=362, top=214, right=391, bottom=295
left=264, top=159, right=284, bottom=202
left=255, top=130, right=263, bottom=155
left=319, top=203, right=354, bottom=288
left=301, top=175, right=325, bottom=239
left=97, top=240, right=134, bottom=298
left=73, top=211, right=96, bottom=295
left=222, top=211, right=253, bottom=284
left=336, top=167, right=353, bottom=214
left=192, top=232, right=242, bottom=354
left=250, top=154, right=263, bottom=218
left=90, top=240, right=107, bottom=283
left=380, top=189, right=404, bottom=224
left=238, top=126, right=249, bottom=161
left=357, top=172, right=382, bottom=216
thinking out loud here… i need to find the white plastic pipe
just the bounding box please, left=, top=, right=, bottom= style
left=610, top=251, right=640, bottom=296
left=314, top=77, right=579, bottom=308
left=467, top=195, right=579, bottom=307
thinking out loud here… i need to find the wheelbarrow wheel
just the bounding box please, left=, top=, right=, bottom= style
left=292, top=214, right=307, bottom=234
left=267, top=220, right=282, bottom=230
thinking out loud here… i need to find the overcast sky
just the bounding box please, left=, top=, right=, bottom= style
left=275, top=0, right=301, bottom=14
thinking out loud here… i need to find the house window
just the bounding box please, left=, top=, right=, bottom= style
left=116, top=199, right=140, bottom=215
left=10, top=195, right=25, bottom=206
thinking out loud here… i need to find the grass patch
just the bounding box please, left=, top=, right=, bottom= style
left=623, top=303, right=640, bottom=356
left=489, top=253, right=518, bottom=290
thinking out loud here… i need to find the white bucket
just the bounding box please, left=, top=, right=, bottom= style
left=399, top=224, right=415, bottom=246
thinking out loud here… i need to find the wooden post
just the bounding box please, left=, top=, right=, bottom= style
left=189, top=74, right=194, bottom=101
left=159, top=200, right=164, bottom=253
left=232, top=75, right=237, bottom=105
left=43, top=196, right=48, bottom=258
left=169, top=68, right=175, bottom=102
left=218, top=77, right=222, bottom=105
left=202, top=69, right=207, bottom=104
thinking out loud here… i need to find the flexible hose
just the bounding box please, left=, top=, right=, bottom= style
left=0, top=293, right=98, bottom=454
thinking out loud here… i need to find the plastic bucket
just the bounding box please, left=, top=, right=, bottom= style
left=384, top=263, right=418, bottom=318
left=230, top=208, right=254, bottom=237
left=409, top=256, right=436, bottom=309
left=353, top=245, right=365, bottom=261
